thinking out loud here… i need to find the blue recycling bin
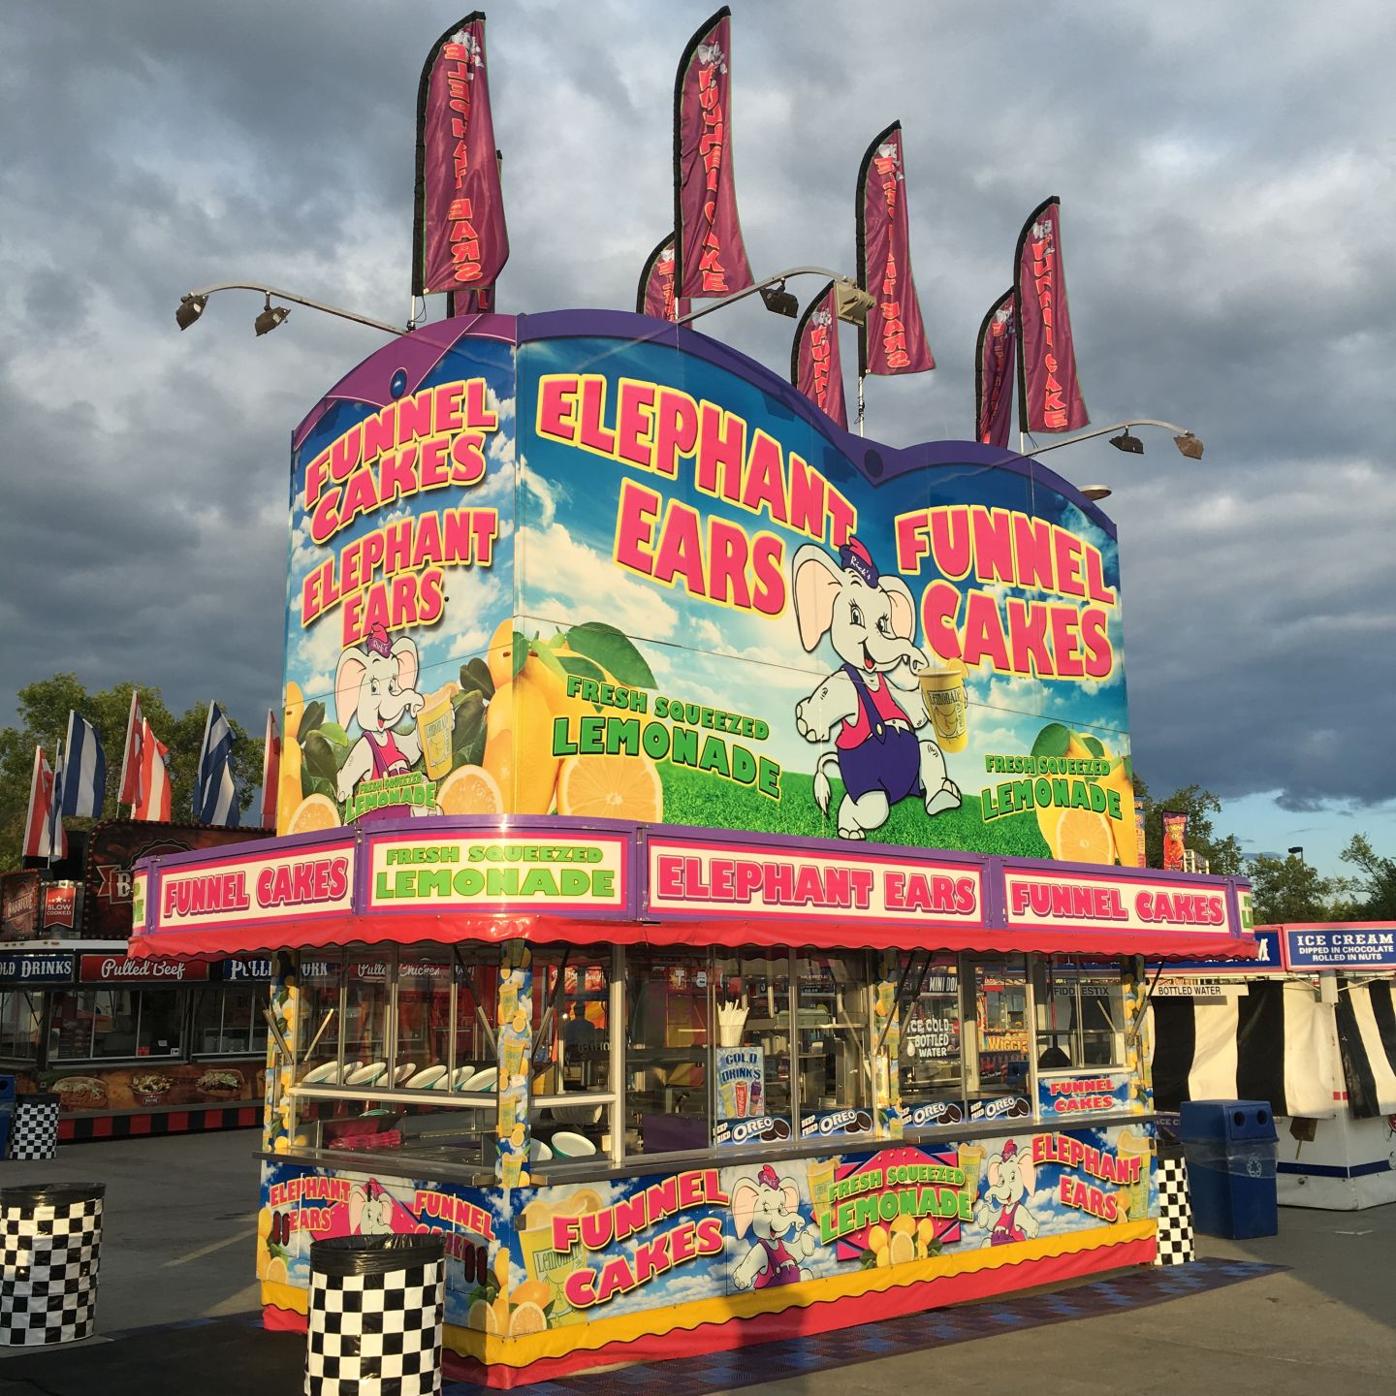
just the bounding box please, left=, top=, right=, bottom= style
left=1178, top=1099, right=1278, bottom=1239
left=0, top=1075, right=15, bottom=1159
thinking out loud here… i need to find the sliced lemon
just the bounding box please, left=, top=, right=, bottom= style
left=508, top=1300, right=548, bottom=1337
left=436, top=763, right=504, bottom=816
left=287, top=793, right=339, bottom=835
left=468, top=1298, right=499, bottom=1333
left=1045, top=806, right=1116, bottom=864
left=556, top=754, right=662, bottom=822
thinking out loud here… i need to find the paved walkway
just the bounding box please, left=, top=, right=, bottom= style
left=1, top=1132, right=1393, bottom=1394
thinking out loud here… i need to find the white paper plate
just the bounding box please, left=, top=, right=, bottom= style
left=392, top=1062, right=418, bottom=1085
left=407, top=1066, right=447, bottom=1090
left=550, top=1131, right=597, bottom=1158
left=529, top=1139, right=553, bottom=1163
left=300, top=1061, right=338, bottom=1085
left=463, top=1067, right=498, bottom=1093
left=337, top=1061, right=363, bottom=1083
left=346, top=1061, right=386, bottom=1086
left=445, top=1066, right=476, bottom=1091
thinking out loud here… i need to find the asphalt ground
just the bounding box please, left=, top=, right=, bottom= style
left=0, top=1131, right=1392, bottom=1394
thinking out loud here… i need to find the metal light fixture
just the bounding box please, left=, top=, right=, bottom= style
left=833, top=278, right=875, bottom=326
left=254, top=297, right=290, bottom=336
left=759, top=281, right=799, bottom=318
left=1173, top=431, right=1205, bottom=460
left=1081, top=484, right=1113, bottom=501
left=1109, top=429, right=1145, bottom=455
left=175, top=294, right=207, bottom=330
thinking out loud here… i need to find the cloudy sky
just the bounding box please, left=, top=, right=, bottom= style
left=3, top=1, right=1392, bottom=874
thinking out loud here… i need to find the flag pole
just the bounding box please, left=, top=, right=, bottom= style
left=857, top=375, right=866, bottom=437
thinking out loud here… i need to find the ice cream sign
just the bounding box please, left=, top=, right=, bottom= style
left=1281, top=924, right=1396, bottom=973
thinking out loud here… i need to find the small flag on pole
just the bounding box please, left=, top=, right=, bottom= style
left=118, top=692, right=144, bottom=807
left=131, top=720, right=172, bottom=823
left=195, top=702, right=239, bottom=827
left=22, top=747, right=58, bottom=860
left=46, top=743, right=69, bottom=863
left=60, top=711, right=107, bottom=818
left=260, top=709, right=280, bottom=831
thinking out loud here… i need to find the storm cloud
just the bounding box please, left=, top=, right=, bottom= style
left=2, top=1, right=1392, bottom=851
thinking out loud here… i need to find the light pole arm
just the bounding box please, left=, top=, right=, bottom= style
left=185, top=282, right=408, bottom=336
left=1026, top=419, right=1197, bottom=455
left=674, top=267, right=858, bottom=324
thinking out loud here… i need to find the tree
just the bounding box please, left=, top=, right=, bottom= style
left=1339, top=834, right=1396, bottom=920
left=1247, top=853, right=1341, bottom=924
left=1138, top=783, right=1244, bottom=875
left=0, top=674, right=264, bottom=872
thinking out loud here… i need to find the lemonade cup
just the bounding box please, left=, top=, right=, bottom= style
left=417, top=689, right=456, bottom=780
left=919, top=660, right=969, bottom=752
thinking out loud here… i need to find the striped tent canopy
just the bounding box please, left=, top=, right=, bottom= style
left=1148, top=979, right=1396, bottom=1120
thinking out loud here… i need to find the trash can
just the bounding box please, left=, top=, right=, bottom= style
left=306, top=1233, right=445, bottom=1396
left=1154, top=1133, right=1195, bottom=1265
left=8, top=1092, right=60, bottom=1161
left=0, top=1075, right=16, bottom=1160
left=1178, top=1099, right=1278, bottom=1239
left=0, top=1182, right=105, bottom=1346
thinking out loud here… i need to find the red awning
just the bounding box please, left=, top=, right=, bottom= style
left=128, top=912, right=1258, bottom=962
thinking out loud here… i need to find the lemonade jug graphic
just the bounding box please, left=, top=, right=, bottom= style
left=919, top=660, right=969, bottom=752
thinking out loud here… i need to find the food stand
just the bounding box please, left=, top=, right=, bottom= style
left=0, top=821, right=268, bottom=1141
left=127, top=309, right=1255, bottom=1384
left=1149, top=922, right=1396, bottom=1210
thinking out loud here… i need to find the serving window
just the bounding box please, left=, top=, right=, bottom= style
left=965, top=956, right=1029, bottom=1099
left=191, top=985, right=269, bottom=1057
left=895, top=953, right=961, bottom=1111
left=0, top=990, right=42, bottom=1062
left=48, top=988, right=184, bottom=1062
left=1033, top=958, right=1127, bottom=1069
left=277, top=944, right=1140, bottom=1175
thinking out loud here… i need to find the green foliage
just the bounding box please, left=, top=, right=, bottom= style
left=1338, top=834, right=1396, bottom=920
left=1247, top=853, right=1343, bottom=925
left=0, top=673, right=264, bottom=872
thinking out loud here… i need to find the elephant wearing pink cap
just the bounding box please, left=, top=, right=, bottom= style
left=730, top=1164, right=814, bottom=1290
left=333, top=625, right=426, bottom=805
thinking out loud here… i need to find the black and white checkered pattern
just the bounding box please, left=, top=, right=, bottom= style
left=1154, top=1157, right=1196, bottom=1266
left=0, top=1194, right=103, bottom=1345
left=305, top=1258, right=443, bottom=1396
left=7, top=1099, right=60, bottom=1161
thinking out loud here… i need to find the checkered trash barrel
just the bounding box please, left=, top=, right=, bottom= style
left=306, top=1233, right=445, bottom=1396
left=8, top=1093, right=61, bottom=1161
left=1154, top=1139, right=1195, bottom=1266
left=0, top=1182, right=105, bottom=1346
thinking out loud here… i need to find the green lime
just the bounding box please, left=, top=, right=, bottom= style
left=1031, top=723, right=1073, bottom=758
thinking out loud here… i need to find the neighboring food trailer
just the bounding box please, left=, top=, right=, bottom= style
left=1148, top=922, right=1396, bottom=1210
left=132, top=819, right=1253, bottom=1385
left=0, top=820, right=267, bottom=1141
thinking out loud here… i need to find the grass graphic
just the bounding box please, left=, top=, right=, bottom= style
left=657, top=764, right=1050, bottom=858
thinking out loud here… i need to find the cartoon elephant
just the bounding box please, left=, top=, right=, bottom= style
left=334, top=624, right=427, bottom=804
left=791, top=537, right=960, bottom=839
left=347, top=1180, right=395, bottom=1236
left=973, top=1139, right=1039, bottom=1246
left=730, top=1164, right=815, bottom=1290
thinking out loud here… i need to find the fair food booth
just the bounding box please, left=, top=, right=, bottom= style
left=1149, top=922, right=1396, bottom=1210
left=130, top=308, right=1255, bottom=1384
